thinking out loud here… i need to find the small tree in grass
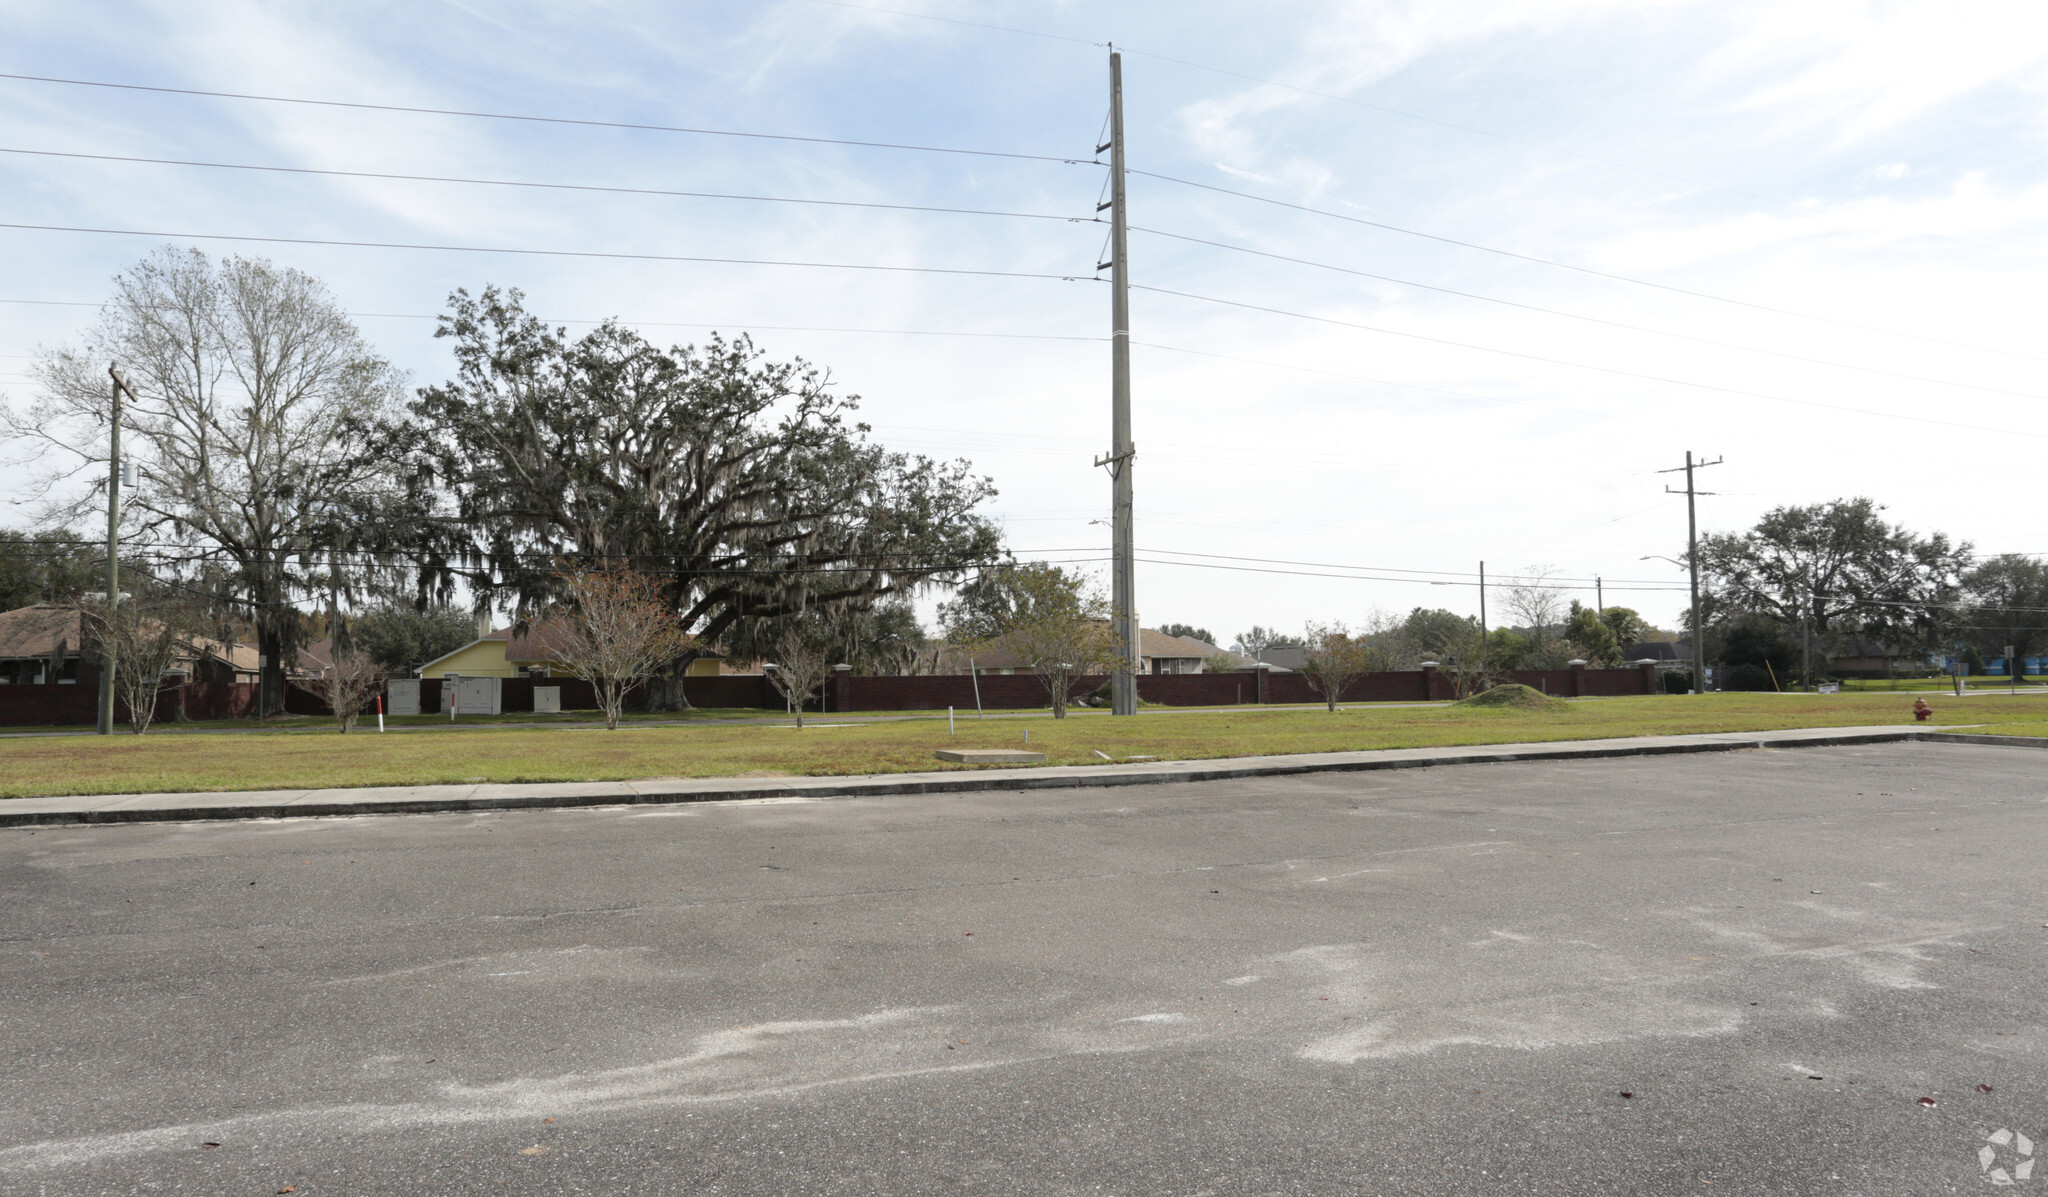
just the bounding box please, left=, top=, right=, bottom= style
left=543, top=568, right=695, bottom=730
left=763, top=616, right=835, bottom=728
left=76, top=592, right=197, bottom=734
left=292, top=649, right=382, bottom=733
left=997, top=563, right=1119, bottom=719
left=1298, top=621, right=1378, bottom=711
left=1425, top=620, right=1494, bottom=699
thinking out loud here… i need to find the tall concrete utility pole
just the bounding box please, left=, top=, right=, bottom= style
left=98, top=366, right=130, bottom=735
left=1099, top=50, right=1139, bottom=716
left=1660, top=451, right=1722, bottom=694
left=1478, top=561, right=1487, bottom=664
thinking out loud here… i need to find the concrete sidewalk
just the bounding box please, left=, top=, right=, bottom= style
left=5, top=724, right=2034, bottom=828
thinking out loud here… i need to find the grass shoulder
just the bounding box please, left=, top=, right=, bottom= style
left=0, top=689, right=2007, bottom=800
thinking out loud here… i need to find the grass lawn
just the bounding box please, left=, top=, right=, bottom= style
left=1838, top=676, right=2048, bottom=692
left=0, top=690, right=2023, bottom=800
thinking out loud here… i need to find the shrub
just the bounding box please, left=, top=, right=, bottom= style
left=1724, top=663, right=1774, bottom=692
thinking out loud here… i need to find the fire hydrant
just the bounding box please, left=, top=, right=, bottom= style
left=1912, top=698, right=1933, bottom=722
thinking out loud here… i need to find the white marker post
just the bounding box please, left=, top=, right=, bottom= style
left=948, top=706, right=955, bottom=735
left=377, top=694, right=385, bottom=733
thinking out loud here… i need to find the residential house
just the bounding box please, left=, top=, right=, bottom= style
left=1622, top=640, right=1692, bottom=672
left=934, top=626, right=1238, bottom=675
left=416, top=623, right=724, bottom=679
left=0, top=603, right=258, bottom=687
left=1244, top=645, right=1306, bottom=672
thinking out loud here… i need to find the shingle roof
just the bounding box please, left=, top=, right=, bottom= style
left=0, top=604, right=259, bottom=673
left=0, top=604, right=80, bottom=660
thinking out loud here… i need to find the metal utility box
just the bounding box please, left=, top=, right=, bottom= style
left=385, top=678, right=421, bottom=717
left=533, top=686, right=561, bottom=714
left=443, top=675, right=502, bottom=716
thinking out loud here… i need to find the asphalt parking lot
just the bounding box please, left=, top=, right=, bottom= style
left=2, top=741, right=2043, bottom=1195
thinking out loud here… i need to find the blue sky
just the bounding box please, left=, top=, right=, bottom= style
left=4, top=0, right=2046, bottom=641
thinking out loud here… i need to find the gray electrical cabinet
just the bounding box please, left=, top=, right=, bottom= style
left=385, top=678, right=421, bottom=717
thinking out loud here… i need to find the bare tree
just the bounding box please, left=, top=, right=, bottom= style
left=763, top=619, right=835, bottom=728
left=542, top=569, right=695, bottom=730
left=1503, top=565, right=1569, bottom=642
left=1297, top=621, right=1379, bottom=711
left=290, top=649, right=382, bottom=733
left=76, top=592, right=198, bottom=734
left=10, top=247, right=409, bottom=716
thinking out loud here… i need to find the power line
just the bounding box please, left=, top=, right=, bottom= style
left=1130, top=168, right=2048, bottom=365
left=1136, top=555, right=1682, bottom=591
left=1130, top=224, right=2047, bottom=401
left=0, top=296, right=1101, bottom=344
left=1139, top=546, right=1679, bottom=588
left=1129, top=340, right=1606, bottom=422
left=0, top=222, right=1103, bottom=284
left=0, top=72, right=1098, bottom=165
left=798, top=0, right=1814, bottom=212
left=1132, top=283, right=2048, bottom=440
left=0, top=146, right=1095, bottom=223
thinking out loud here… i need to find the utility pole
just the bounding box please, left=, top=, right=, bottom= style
left=98, top=367, right=130, bottom=735
left=1802, top=588, right=1813, bottom=691
left=1660, top=451, right=1723, bottom=694
left=1478, top=561, right=1488, bottom=664
left=1595, top=576, right=1604, bottom=616
left=1097, top=49, right=1139, bottom=716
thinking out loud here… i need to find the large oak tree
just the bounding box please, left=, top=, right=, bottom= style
left=1696, top=498, right=1968, bottom=655
left=399, top=287, right=1002, bottom=706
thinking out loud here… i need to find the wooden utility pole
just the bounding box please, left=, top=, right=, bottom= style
left=97, top=366, right=130, bottom=735
left=1098, top=50, right=1139, bottom=716
left=1660, top=452, right=1723, bottom=694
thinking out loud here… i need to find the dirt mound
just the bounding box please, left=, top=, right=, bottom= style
left=1452, top=683, right=1568, bottom=711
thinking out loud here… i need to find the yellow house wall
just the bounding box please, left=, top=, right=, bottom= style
left=423, top=641, right=723, bottom=679
left=420, top=640, right=514, bottom=678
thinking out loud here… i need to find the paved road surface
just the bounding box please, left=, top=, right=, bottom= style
left=2, top=742, right=2043, bottom=1195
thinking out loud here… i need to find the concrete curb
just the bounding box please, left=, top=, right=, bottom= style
left=3, top=724, right=2009, bottom=829
left=1912, top=731, right=2048, bottom=750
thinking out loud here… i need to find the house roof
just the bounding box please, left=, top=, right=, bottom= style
left=0, top=604, right=81, bottom=660
left=413, top=620, right=723, bottom=673
left=1622, top=641, right=1684, bottom=662
left=1250, top=646, right=1308, bottom=672
left=933, top=626, right=1247, bottom=673
left=1142, top=629, right=1224, bottom=660
left=194, top=638, right=261, bottom=674
left=0, top=604, right=260, bottom=674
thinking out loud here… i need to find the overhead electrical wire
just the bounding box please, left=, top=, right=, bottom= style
left=1136, top=556, right=1681, bottom=591
left=1129, top=168, right=2048, bottom=365
left=0, top=72, right=1097, bottom=165
left=0, top=222, right=1104, bottom=284
left=1129, top=224, right=2047, bottom=401
left=1132, top=283, right=2048, bottom=440
left=0, top=147, right=1093, bottom=223
left=0, top=297, right=1099, bottom=345
left=9, top=140, right=2025, bottom=402
left=798, top=0, right=1817, bottom=211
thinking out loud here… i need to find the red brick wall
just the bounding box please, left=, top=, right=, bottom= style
left=0, top=663, right=1657, bottom=725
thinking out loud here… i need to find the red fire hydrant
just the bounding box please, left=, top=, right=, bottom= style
left=1912, top=698, right=1933, bottom=722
